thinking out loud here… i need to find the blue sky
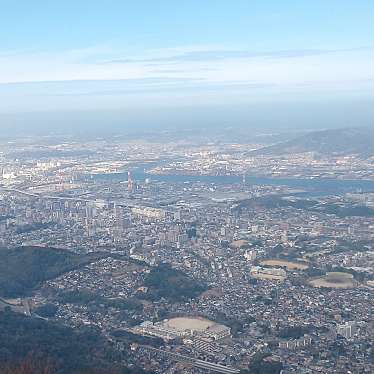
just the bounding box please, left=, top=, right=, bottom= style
left=0, top=0, right=374, bottom=128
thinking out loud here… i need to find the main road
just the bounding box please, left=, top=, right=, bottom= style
left=140, top=346, right=240, bottom=374
left=0, top=187, right=138, bottom=208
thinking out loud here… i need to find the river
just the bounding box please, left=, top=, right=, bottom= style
left=89, top=170, right=374, bottom=196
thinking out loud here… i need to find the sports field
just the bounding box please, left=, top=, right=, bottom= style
left=260, top=259, right=308, bottom=270
left=163, top=317, right=216, bottom=332
left=309, top=272, right=356, bottom=289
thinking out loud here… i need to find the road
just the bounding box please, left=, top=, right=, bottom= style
left=141, top=346, right=240, bottom=374
left=0, top=187, right=138, bottom=208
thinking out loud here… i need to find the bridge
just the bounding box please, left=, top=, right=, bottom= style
left=140, top=346, right=240, bottom=374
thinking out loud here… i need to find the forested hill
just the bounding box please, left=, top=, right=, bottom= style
left=0, top=310, right=147, bottom=374
left=0, top=246, right=107, bottom=298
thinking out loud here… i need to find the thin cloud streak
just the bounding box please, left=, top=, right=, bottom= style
left=0, top=44, right=373, bottom=114
left=99, top=47, right=373, bottom=65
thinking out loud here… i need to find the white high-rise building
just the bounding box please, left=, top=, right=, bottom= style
left=336, top=321, right=357, bottom=339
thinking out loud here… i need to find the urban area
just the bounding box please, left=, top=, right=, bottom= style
left=0, top=133, right=373, bottom=374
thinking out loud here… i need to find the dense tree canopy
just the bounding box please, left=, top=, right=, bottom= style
left=144, top=263, right=206, bottom=301
left=0, top=310, right=147, bottom=374
left=0, top=246, right=108, bottom=298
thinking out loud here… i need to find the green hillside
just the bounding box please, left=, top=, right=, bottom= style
left=0, top=246, right=107, bottom=298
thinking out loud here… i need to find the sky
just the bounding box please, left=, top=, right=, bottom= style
left=0, top=1, right=374, bottom=132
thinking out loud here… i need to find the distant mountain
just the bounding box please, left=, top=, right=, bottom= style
left=250, top=127, right=374, bottom=157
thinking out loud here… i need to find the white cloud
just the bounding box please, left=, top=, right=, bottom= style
left=0, top=45, right=373, bottom=112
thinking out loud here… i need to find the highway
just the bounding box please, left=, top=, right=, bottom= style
left=141, top=346, right=240, bottom=374
left=1, top=187, right=93, bottom=202
left=0, top=187, right=136, bottom=208
left=0, top=187, right=179, bottom=215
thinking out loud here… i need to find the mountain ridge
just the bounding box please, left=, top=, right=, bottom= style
left=250, top=127, right=374, bottom=157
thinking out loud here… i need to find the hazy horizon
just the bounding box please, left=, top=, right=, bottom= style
left=1, top=1, right=374, bottom=133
